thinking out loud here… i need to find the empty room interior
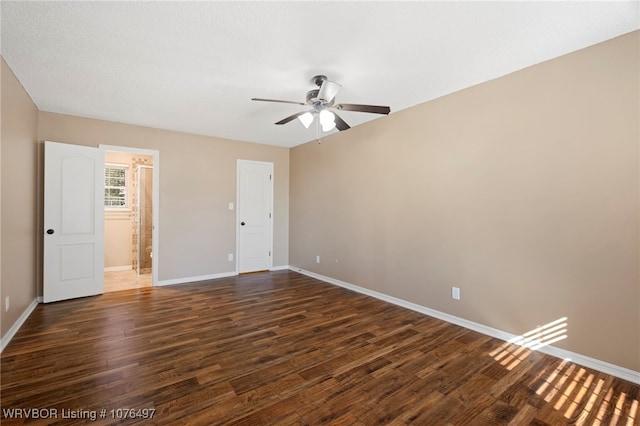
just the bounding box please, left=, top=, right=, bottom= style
left=1, top=2, right=639, bottom=425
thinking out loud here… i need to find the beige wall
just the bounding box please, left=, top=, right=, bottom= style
left=38, top=113, right=290, bottom=285
left=104, top=210, right=132, bottom=269
left=290, top=32, right=639, bottom=371
left=1, top=57, right=39, bottom=338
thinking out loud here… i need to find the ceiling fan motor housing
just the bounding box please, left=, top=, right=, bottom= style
left=311, top=75, right=328, bottom=87
left=306, top=89, right=321, bottom=105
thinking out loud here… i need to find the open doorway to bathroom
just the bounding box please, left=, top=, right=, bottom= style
left=103, top=149, right=155, bottom=292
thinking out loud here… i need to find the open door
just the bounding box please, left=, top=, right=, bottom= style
left=43, top=141, right=105, bottom=303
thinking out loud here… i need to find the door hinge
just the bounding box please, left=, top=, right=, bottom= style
left=269, top=212, right=271, bottom=219
left=269, top=251, right=271, bottom=256
left=269, top=174, right=272, bottom=181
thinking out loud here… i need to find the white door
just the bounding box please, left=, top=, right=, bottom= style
left=237, top=160, right=273, bottom=273
left=44, top=141, right=105, bottom=303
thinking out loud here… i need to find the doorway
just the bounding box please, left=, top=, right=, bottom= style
left=102, top=145, right=159, bottom=292
left=42, top=142, right=159, bottom=302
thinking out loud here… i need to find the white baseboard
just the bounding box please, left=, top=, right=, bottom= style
left=269, top=265, right=291, bottom=271
left=155, top=266, right=290, bottom=287
left=156, top=271, right=238, bottom=286
left=104, top=265, right=132, bottom=272
left=1, top=297, right=41, bottom=353
left=291, top=267, right=640, bottom=385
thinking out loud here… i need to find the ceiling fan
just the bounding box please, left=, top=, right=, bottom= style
left=251, top=75, right=390, bottom=132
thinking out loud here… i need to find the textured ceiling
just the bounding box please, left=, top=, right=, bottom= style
left=1, top=2, right=638, bottom=148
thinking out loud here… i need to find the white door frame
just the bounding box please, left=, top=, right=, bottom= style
left=236, top=160, right=274, bottom=273
left=100, top=145, right=160, bottom=286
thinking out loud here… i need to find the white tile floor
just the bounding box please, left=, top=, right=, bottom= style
left=104, top=270, right=152, bottom=293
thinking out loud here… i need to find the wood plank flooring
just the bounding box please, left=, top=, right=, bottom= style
left=1, top=271, right=638, bottom=425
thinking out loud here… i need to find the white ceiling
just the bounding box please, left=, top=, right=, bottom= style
left=1, top=2, right=638, bottom=148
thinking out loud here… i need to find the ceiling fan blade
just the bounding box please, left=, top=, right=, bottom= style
left=252, top=98, right=306, bottom=106
left=318, top=80, right=341, bottom=103
left=335, top=103, right=391, bottom=115
left=333, top=113, right=350, bottom=131
left=275, top=111, right=308, bottom=125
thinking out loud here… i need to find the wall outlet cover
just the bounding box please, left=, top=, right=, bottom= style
left=452, top=287, right=460, bottom=300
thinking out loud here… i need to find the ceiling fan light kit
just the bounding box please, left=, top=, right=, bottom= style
left=319, top=110, right=336, bottom=132
left=252, top=75, right=390, bottom=135
left=298, top=112, right=314, bottom=129
left=317, top=79, right=341, bottom=103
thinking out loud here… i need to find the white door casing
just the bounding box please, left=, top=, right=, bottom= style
left=237, top=160, right=273, bottom=273
left=44, top=141, right=105, bottom=303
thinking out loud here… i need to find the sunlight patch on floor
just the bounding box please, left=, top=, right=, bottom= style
left=530, top=358, right=638, bottom=425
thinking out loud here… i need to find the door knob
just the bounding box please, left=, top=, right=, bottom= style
left=46, top=229, right=55, bottom=235
left=240, top=222, right=246, bottom=226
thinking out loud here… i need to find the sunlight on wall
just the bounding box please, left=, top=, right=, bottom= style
left=512, top=317, right=568, bottom=350
left=489, top=317, right=568, bottom=371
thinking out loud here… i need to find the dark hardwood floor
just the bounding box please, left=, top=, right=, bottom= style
left=1, top=271, right=638, bottom=425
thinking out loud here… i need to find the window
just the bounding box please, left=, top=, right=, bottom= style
left=104, top=164, right=128, bottom=208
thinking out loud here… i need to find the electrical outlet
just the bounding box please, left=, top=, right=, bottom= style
left=316, top=255, right=320, bottom=264
left=228, top=202, right=234, bottom=210
left=228, top=253, right=234, bottom=261
left=452, top=287, right=460, bottom=300
left=5, top=296, right=9, bottom=312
